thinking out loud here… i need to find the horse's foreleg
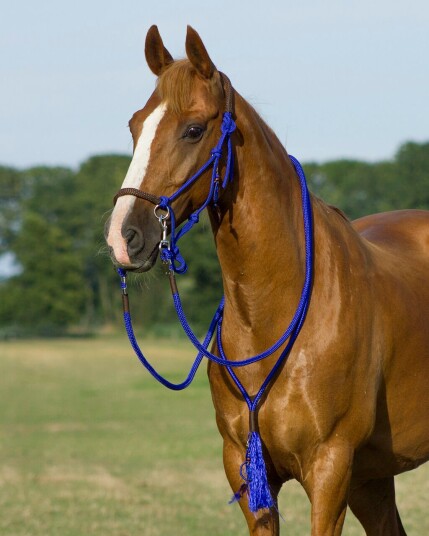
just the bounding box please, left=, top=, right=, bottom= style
left=348, top=477, right=407, bottom=535
left=223, top=440, right=280, bottom=535
left=303, top=440, right=353, bottom=536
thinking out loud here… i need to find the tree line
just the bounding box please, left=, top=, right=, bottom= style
left=0, top=141, right=428, bottom=337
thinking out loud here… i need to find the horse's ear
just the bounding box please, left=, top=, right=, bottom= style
left=185, top=26, right=216, bottom=79
left=145, top=25, right=174, bottom=76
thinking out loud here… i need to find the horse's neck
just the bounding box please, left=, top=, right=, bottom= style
left=209, top=96, right=310, bottom=350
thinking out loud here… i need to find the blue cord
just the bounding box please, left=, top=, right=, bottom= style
left=118, top=156, right=313, bottom=396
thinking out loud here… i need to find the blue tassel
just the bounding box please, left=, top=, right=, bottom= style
left=246, top=431, right=275, bottom=512
left=234, top=431, right=274, bottom=512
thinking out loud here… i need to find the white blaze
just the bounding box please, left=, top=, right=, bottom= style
left=107, top=103, right=167, bottom=265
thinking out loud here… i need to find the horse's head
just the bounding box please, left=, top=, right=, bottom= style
left=105, top=25, right=231, bottom=272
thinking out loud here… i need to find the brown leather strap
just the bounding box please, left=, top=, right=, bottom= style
left=249, top=408, right=258, bottom=433
left=113, top=188, right=161, bottom=206
left=220, top=72, right=234, bottom=114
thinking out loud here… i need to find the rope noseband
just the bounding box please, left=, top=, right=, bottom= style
left=112, top=73, right=314, bottom=513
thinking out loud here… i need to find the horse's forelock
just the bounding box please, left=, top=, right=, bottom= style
left=157, top=60, right=197, bottom=115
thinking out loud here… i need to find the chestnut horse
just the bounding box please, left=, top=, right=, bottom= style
left=105, top=26, right=429, bottom=535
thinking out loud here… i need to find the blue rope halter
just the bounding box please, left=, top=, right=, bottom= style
left=113, top=74, right=314, bottom=513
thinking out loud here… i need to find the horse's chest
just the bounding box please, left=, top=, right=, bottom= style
left=208, top=358, right=325, bottom=448
left=208, top=348, right=370, bottom=479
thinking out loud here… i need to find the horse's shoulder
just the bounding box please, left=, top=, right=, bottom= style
left=352, top=209, right=429, bottom=255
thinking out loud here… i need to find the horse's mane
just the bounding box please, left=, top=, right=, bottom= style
left=157, top=60, right=197, bottom=114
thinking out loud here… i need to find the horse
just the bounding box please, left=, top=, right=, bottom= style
left=105, top=25, right=429, bottom=535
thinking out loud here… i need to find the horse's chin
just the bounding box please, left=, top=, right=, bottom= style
left=112, top=244, right=159, bottom=273
left=133, top=257, right=157, bottom=273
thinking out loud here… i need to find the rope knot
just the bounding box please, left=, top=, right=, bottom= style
left=160, top=244, right=188, bottom=274
left=158, top=195, right=170, bottom=209
left=221, top=112, right=236, bottom=135
left=189, top=213, right=199, bottom=224
left=160, top=248, right=173, bottom=264
left=210, top=148, right=222, bottom=159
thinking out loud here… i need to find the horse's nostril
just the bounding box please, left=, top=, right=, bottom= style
left=125, top=226, right=145, bottom=256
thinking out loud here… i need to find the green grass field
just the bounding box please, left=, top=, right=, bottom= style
left=1, top=338, right=427, bottom=535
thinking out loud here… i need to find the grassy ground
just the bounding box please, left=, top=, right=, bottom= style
left=0, top=337, right=427, bottom=535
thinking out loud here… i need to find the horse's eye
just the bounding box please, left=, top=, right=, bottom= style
left=184, top=125, right=204, bottom=141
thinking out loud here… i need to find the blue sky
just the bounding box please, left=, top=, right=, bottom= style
left=1, top=0, right=428, bottom=169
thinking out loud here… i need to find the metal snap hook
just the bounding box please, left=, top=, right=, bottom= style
left=154, top=205, right=170, bottom=251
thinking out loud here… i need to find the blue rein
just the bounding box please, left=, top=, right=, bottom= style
left=115, top=105, right=314, bottom=512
